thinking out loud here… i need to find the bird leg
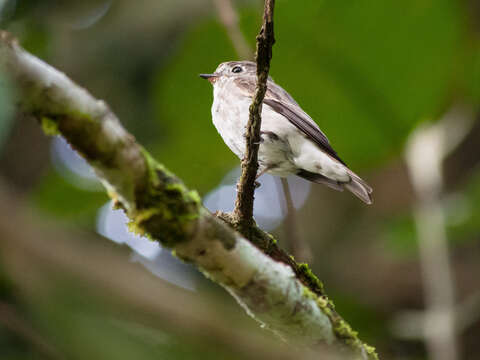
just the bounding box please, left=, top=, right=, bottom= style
left=254, top=166, right=272, bottom=188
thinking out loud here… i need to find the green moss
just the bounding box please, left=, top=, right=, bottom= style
left=128, top=208, right=162, bottom=236
left=364, top=344, right=378, bottom=357
left=316, top=296, right=330, bottom=310
left=129, top=149, right=379, bottom=358
left=127, top=148, right=202, bottom=248
left=141, top=147, right=176, bottom=185
left=296, top=265, right=378, bottom=359
left=186, top=189, right=201, bottom=204
left=134, top=151, right=377, bottom=357
left=334, top=320, right=358, bottom=339
left=265, top=232, right=277, bottom=244
left=40, top=116, right=59, bottom=136
left=127, top=220, right=144, bottom=236
left=329, top=315, right=379, bottom=360
left=141, top=147, right=160, bottom=186
left=54, top=113, right=116, bottom=165
left=301, top=280, right=378, bottom=358
left=137, top=150, right=378, bottom=360
left=301, top=285, right=317, bottom=300
left=215, top=210, right=377, bottom=358
left=298, top=263, right=324, bottom=293
left=69, top=109, right=95, bottom=122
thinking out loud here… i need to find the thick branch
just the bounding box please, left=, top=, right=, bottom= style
left=232, top=0, right=275, bottom=234
left=0, top=31, right=378, bottom=359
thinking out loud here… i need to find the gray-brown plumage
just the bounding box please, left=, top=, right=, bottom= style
left=200, top=61, right=373, bottom=204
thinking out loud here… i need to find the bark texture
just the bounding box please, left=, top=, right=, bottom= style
left=232, top=0, right=275, bottom=235
left=0, top=30, right=378, bottom=360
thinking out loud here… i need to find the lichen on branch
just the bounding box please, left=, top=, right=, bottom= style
left=0, top=30, right=378, bottom=360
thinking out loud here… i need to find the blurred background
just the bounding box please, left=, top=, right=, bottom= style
left=1, top=0, right=479, bottom=359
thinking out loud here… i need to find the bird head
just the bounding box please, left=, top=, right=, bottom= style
left=199, top=60, right=256, bottom=84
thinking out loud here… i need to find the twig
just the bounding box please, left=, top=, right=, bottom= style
left=214, top=0, right=308, bottom=263
left=279, top=178, right=312, bottom=263
left=213, top=0, right=253, bottom=60
left=232, top=0, right=275, bottom=235
left=0, top=30, right=378, bottom=359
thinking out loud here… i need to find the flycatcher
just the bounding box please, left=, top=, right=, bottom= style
left=200, top=61, right=373, bottom=204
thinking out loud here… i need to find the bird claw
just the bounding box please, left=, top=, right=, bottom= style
left=253, top=136, right=264, bottom=145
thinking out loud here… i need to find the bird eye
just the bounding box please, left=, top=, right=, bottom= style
left=231, top=66, right=243, bottom=73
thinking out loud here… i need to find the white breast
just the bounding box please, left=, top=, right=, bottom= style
left=211, top=81, right=250, bottom=159
left=210, top=80, right=299, bottom=177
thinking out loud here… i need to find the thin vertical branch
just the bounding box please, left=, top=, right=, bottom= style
left=214, top=0, right=306, bottom=260
left=279, top=178, right=312, bottom=262
left=232, top=0, right=275, bottom=235
left=213, top=0, right=253, bottom=60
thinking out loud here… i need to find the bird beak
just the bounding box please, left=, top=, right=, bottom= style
left=199, top=73, right=218, bottom=84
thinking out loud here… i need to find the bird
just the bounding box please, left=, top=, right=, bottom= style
left=200, top=61, right=373, bottom=204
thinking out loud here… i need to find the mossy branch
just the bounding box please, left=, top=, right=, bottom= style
left=0, top=30, right=378, bottom=359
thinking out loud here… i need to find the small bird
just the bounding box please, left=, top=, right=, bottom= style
left=200, top=61, right=373, bottom=204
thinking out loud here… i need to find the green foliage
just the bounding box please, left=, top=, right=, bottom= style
left=152, top=20, right=239, bottom=193
left=447, top=171, right=480, bottom=243
left=31, top=169, right=108, bottom=226
left=382, top=169, right=480, bottom=257
left=469, top=48, right=480, bottom=105
left=29, top=0, right=476, bottom=215
left=0, top=70, right=14, bottom=150
left=269, top=0, right=464, bottom=166
left=383, top=213, right=418, bottom=257
left=332, top=292, right=387, bottom=345
left=27, top=279, right=243, bottom=360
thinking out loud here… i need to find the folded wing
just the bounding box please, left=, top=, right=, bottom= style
left=234, top=76, right=346, bottom=166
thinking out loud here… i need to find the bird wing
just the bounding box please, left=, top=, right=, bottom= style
left=234, top=76, right=346, bottom=166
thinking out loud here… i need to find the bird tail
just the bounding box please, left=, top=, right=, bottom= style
left=344, top=170, right=373, bottom=205
left=296, top=169, right=373, bottom=205
left=296, top=169, right=344, bottom=191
